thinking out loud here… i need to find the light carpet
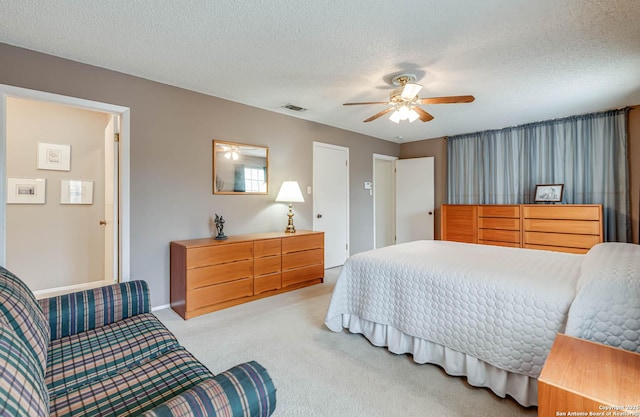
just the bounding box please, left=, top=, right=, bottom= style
left=154, top=268, right=538, bottom=417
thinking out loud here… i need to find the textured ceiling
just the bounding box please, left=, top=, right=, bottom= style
left=1, top=0, right=639, bottom=143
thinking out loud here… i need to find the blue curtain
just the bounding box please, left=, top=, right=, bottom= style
left=447, top=108, right=630, bottom=242
left=233, top=164, right=246, bottom=192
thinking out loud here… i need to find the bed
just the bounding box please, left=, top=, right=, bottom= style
left=324, top=240, right=640, bottom=407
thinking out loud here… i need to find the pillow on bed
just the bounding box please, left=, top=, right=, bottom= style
left=565, top=242, right=640, bottom=353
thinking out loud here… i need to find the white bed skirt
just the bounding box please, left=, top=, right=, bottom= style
left=340, top=314, right=539, bottom=407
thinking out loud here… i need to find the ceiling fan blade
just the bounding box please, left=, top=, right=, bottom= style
left=414, top=107, right=434, bottom=122
left=418, top=95, right=475, bottom=105
left=343, top=101, right=389, bottom=106
left=364, top=108, right=393, bottom=123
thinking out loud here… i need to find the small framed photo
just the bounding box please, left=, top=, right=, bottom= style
left=534, top=184, right=564, bottom=202
left=37, top=142, right=71, bottom=171
left=60, top=180, right=94, bottom=204
left=7, top=178, right=46, bottom=204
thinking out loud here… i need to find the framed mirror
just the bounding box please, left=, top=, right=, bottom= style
left=212, top=140, right=269, bottom=194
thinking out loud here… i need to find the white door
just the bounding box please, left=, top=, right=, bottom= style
left=373, top=154, right=397, bottom=248
left=395, top=157, right=434, bottom=243
left=104, top=115, right=119, bottom=284
left=313, top=142, right=349, bottom=268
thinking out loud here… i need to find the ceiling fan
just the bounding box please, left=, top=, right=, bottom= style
left=343, top=73, right=475, bottom=123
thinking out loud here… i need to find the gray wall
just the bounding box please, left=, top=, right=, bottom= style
left=0, top=43, right=399, bottom=307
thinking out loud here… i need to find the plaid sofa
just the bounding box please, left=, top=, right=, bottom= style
left=0, top=266, right=277, bottom=416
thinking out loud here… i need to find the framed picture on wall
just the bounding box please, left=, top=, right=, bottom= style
left=60, top=180, right=93, bottom=204
left=7, top=178, right=46, bottom=204
left=534, top=184, right=564, bottom=202
left=37, top=142, right=71, bottom=171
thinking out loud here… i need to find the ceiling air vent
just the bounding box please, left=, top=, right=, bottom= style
left=282, top=103, right=307, bottom=112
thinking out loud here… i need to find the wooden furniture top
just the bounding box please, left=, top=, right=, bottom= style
left=539, top=334, right=640, bottom=407
left=172, top=230, right=322, bottom=248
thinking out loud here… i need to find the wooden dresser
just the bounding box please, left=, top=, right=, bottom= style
left=538, top=334, right=640, bottom=417
left=477, top=205, right=521, bottom=248
left=442, top=204, right=603, bottom=254
left=170, top=230, right=324, bottom=319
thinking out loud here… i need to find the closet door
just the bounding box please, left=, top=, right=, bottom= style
left=395, top=157, right=434, bottom=244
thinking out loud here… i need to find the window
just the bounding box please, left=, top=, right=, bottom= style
left=244, top=167, right=266, bottom=192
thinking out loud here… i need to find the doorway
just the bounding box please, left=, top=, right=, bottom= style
left=0, top=84, right=131, bottom=295
left=313, top=142, right=349, bottom=268
left=373, top=156, right=435, bottom=246
left=373, top=154, right=397, bottom=248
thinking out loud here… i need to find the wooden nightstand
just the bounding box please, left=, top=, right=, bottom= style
left=538, top=334, right=640, bottom=417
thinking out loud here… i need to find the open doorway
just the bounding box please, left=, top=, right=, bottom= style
left=373, top=154, right=397, bottom=248
left=0, top=85, right=130, bottom=296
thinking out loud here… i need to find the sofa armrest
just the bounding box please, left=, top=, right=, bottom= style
left=141, top=361, right=277, bottom=417
left=38, top=280, right=151, bottom=340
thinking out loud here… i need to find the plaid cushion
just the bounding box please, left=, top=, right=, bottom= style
left=0, top=266, right=50, bottom=375
left=0, top=320, right=49, bottom=416
left=39, top=280, right=151, bottom=340
left=141, top=361, right=277, bottom=417
left=46, top=313, right=180, bottom=398
left=49, top=347, right=214, bottom=417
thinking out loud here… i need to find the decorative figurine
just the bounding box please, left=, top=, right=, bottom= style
left=214, top=213, right=227, bottom=240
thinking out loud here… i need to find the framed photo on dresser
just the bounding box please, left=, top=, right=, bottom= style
left=534, top=184, right=564, bottom=202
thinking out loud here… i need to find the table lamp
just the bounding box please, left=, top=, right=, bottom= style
left=275, top=181, right=304, bottom=233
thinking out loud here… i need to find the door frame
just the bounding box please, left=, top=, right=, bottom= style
left=312, top=141, right=349, bottom=266
left=0, top=84, right=131, bottom=283
left=372, top=153, right=398, bottom=248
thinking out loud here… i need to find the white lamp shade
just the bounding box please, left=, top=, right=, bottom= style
left=401, top=83, right=423, bottom=99
left=407, top=108, right=419, bottom=122
left=389, top=110, right=401, bottom=123
left=275, top=181, right=304, bottom=203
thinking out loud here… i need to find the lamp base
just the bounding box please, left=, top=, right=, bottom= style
left=284, top=203, right=296, bottom=233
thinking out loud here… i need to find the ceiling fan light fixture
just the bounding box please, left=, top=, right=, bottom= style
left=224, top=147, right=240, bottom=160
left=401, top=83, right=423, bottom=100
left=397, top=105, right=411, bottom=120
left=407, top=108, right=419, bottom=123
left=389, top=105, right=419, bottom=123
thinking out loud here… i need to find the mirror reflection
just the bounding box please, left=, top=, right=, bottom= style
left=213, top=140, right=269, bottom=194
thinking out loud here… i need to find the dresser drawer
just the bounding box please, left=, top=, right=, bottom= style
left=478, top=229, right=520, bottom=243
left=282, top=264, right=324, bottom=287
left=282, top=233, right=323, bottom=254
left=478, top=205, right=520, bottom=218
left=524, top=219, right=600, bottom=235
left=254, top=273, right=281, bottom=294
left=524, top=231, right=601, bottom=249
left=282, top=248, right=323, bottom=270
left=254, top=256, right=281, bottom=276
left=479, top=240, right=520, bottom=248
left=254, top=238, right=281, bottom=258
left=186, top=242, right=253, bottom=269
left=523, top=244, right=590, bottom=254
left=187, top=277, right=253, bottom=310
left=187, top=259, right=253, bottom=289
left=478, top=217, right=520, bottom=230
left=523, top=205, right=601, bottom=221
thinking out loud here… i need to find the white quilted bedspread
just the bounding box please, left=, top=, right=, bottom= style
left=565, top=242, right=640, bottom=352
left=325, top=240, right=583, bottom=378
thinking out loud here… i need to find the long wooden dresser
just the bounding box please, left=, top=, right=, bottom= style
left=170, top=230, right=324, bottom=319
left=442, top=204, right=603, bottom=254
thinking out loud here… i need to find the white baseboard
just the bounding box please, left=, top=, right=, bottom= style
left=152, top=304, right=170, bottom=312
